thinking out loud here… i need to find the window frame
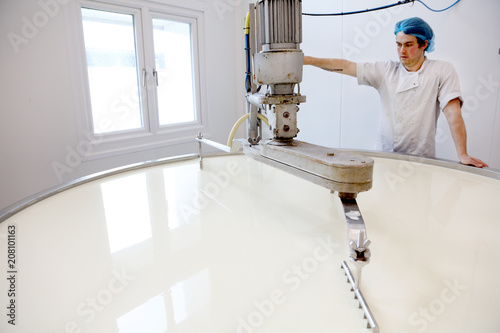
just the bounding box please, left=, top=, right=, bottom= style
left=146, top=11, right=201, bottom=132
left=68, top=0, right=208, bottom=160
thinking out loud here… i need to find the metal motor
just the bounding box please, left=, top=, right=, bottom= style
left=248, top=0, right=305, bottom=142
left=258, top=0, right=302, bottom=50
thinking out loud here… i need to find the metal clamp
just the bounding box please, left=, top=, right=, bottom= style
left=340, top=195, right=372, bottom=289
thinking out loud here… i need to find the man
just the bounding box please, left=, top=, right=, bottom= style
left=304, top=17, right=488, bottom=168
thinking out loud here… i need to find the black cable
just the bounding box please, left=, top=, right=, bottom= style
left=302, top=0, right=414, bottom=17
left=244, top=32, right=252, bottom=93
left=302, top=0, right=461, bottom=17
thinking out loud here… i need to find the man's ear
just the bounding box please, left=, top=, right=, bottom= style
left=422, top=39, right=429, bottom=51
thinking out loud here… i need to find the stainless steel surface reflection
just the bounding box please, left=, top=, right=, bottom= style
left=0, top=154, right=499, bottom=332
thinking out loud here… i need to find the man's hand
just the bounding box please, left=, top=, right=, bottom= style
left=443, top=99, right=488, bottom=168
left=459, top=154, right=489, bottom=168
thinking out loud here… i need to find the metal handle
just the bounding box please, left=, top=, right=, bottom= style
left=153, top=69, right=158, bottom=86
left=142, top=68, right=147, bottom=87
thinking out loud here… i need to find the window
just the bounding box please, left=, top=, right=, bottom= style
left=81, top=8, right=143, bottom=134
left=152, top=18, right=196, bottom=126
left=73, top=1, right=206, bottom=159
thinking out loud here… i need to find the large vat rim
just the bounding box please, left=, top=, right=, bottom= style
left=1, top=150, right=498, bottom=223
left=346, top=149, right=500, bottom=180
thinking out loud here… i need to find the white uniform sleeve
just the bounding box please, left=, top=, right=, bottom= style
left=437, top=61, right=463, bottom=110
left=357, top=61, right=393, bottom=89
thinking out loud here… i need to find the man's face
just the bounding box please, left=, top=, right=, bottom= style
left=396, top=32, right=428, bottom=71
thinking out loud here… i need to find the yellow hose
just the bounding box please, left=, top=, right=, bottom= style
left=257, top=114, right=269, bottom=126
left=244, top=12, right=250, bottom=34
left=227, top=113, right=269, bottom=147
left=231, top=14, right=266, bottom=148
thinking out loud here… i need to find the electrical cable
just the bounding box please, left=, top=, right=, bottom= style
left=302, top=0, right=412, bottom=16
left=244, top=13, right=252, bottom=93
left=415, top=0, right=461, bottom=12
left=245, top=33, right=251, bottom=92
left=302, top=0, right=461, bottom=17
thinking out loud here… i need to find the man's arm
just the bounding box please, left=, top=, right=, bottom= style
left=443, top=98, right=489, bottom=168
left=303, top=56, right=357, bottom=77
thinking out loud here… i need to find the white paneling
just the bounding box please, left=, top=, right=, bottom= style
left=489, top=90, right=500, bottom=168
left=432, top=0, right=500, bottom=165
left=299, top=1, right=343, bottom=148
left=0, top=0, right=78, bottom=210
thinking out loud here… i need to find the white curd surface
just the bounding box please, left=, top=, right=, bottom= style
left=0, top=154, right=499, bottom=333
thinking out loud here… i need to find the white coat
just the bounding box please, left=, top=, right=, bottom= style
left=357, top=59, right=462, bottom=157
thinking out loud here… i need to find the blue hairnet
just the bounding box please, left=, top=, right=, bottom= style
left=394, top=17, right=435, bottom=52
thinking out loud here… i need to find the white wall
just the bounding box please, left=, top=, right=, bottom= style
left=300, top=0, right=500, bottom=167
left=0, top=0, right=246, bottom=210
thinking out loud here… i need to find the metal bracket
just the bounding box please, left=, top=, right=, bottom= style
left=196, top=132, right=241, bottom=169
left=247, top=92, right=306, bottom=106
left=340, top=196, right=371, bottom=289
left=255, top=140, right=374, bottom=194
